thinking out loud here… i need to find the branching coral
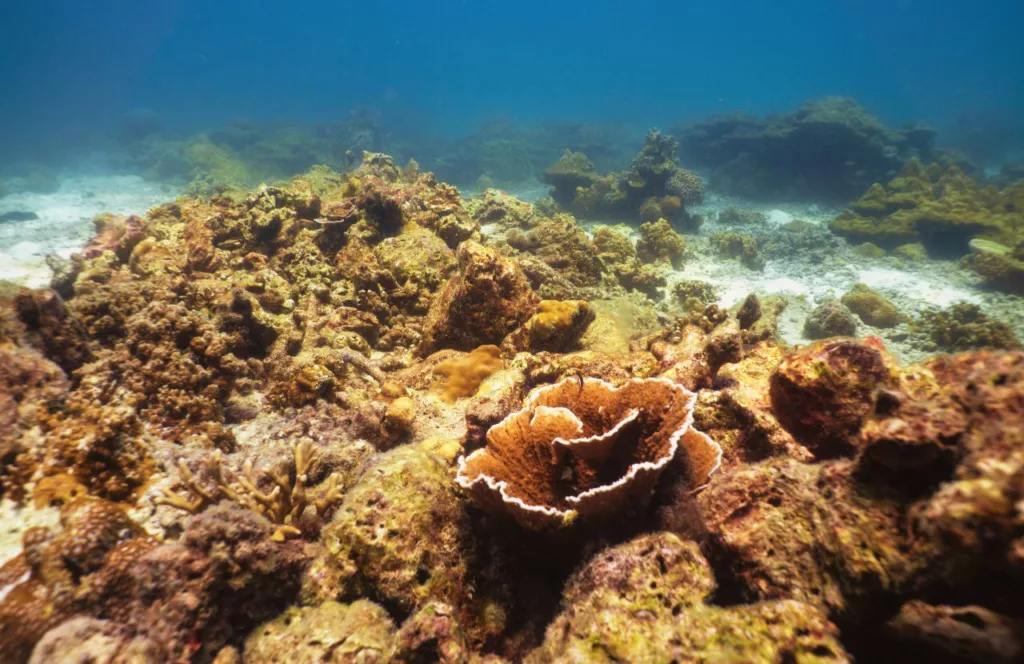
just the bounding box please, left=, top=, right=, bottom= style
left=456, top=377, right=722, bottom=530
left=157, top=441, right=346, bottom=541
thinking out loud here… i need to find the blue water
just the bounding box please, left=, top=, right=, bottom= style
left=2, top=0, right=1023, bottom=162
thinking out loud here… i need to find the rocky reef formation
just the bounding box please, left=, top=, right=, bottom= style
left=2, top=152, right=1024, bottom=663
left=542, top=130, right=704, bottom=231
left=675, top=96, right=940, bottom=202
left=829, top=158, right=1024, bottom=261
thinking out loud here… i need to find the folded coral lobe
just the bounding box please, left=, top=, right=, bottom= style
left=456, top=377, right=721, bottom=530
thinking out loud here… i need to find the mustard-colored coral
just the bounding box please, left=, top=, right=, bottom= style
left=636, top=218, right=687, bottom=267
left=431, top=345, right=504, bottom=403
left=503, top=300, right=595, bottom=353
left=830, top=159, right=1024, bottom=256
left=841, top=283, right=901, bottom=328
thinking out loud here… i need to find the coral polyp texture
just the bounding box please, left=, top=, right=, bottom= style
left=1, top=145, right=1023, bottom=662
left=455, top=377, right=721, bottom=530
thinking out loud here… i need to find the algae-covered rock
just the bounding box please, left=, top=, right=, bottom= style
left=420, top=241, right=539, bottom=354
left=528, top=533, right=848, bottom=663
left=770, top=337, right=895, bottom=458
left=636, top=218, right=686, bottom=267
left=591, top=227, right=666, bottom=298
left=541, top=150, right=599, bottom=206
left=966, top=238, right=1024, bottom=294
left=699, top=457, right=931, bottom=620
left=29, top=617, right=163, bottom=664
left=717, top=206, right=766, bottom=225
left=803, top=297, right=858, bottom=340
left=892, top=242, right=928, bottom=261
left=672, top=279, right=719, bottom=311
left=543, top=131, right=701, bottom=229
left=852, top=242, right=886, bottom=258
left=887, top=600, right=1023, bottom=664
left=303, top=446, right=469, bottom=616
left=389, top=601, right=471, bottom=664
left=710, top=231, right=764, bottom=270
left=841, top=283, right=901, bottom=328
left=243, top=600, right=396, bottom=663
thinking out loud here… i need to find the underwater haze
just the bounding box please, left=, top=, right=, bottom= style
left=2, top=0, right=1024, bottom=151
left=3, top=2, right=1024, bottom=662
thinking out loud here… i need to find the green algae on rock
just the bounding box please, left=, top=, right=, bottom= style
left=527, top=533, right=848, bottom=662
left=244, top=600, right=396, bottom=663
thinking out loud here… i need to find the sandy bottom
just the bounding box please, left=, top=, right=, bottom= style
left=0, top=174, right=175, bottom=287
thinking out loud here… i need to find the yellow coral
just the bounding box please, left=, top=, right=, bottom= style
left=432, top=345, right=504, bottom=403
left=840, top=284, right=901, bottom=328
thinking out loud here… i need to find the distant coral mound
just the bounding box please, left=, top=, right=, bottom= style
left=675, top=96, right=941, bottom=202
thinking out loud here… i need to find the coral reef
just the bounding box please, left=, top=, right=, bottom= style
left=840, top=283, right=901, bottom=328
left=913, top=302, right=1021, bottom=351
left=676, top=96, right=939, bottom=202
left=456, top=377, right=721, bottom=530
left=3, top=149, right=1024, bottom=662
left=543, top=130, right=703, bottom=230
left=830, top=158, right=1024, bottom=257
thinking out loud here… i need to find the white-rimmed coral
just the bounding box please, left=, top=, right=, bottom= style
left=455, top=376, right=722, bottom=530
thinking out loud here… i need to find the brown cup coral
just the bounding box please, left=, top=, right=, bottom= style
left=455, top=377, right=721, bottom=530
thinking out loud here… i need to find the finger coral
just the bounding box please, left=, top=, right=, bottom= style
left=455, top=376, right=722, bottom=530
left=157, top=440, right=347, bottom=541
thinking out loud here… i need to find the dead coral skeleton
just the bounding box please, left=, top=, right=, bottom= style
left=156, top=440, right=345, bottom=541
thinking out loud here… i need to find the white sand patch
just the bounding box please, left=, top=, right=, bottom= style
left=0, top=499, right=60, bottom=567
left=856, top=267, right=980, bottom=308
left=0, top=174, right=175, bottom=286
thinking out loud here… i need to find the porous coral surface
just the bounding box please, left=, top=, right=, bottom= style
left=0, top=154, right=1022, bottom=664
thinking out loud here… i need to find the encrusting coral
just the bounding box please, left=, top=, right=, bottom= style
left=840, top=283, right=901, bottom=328
left=455, top=376, right=722, bottom=530
left=3, top=147, right=1024, bottom=662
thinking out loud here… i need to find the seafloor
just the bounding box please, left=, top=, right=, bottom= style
left=1, top=101, right=1023, bottom=663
